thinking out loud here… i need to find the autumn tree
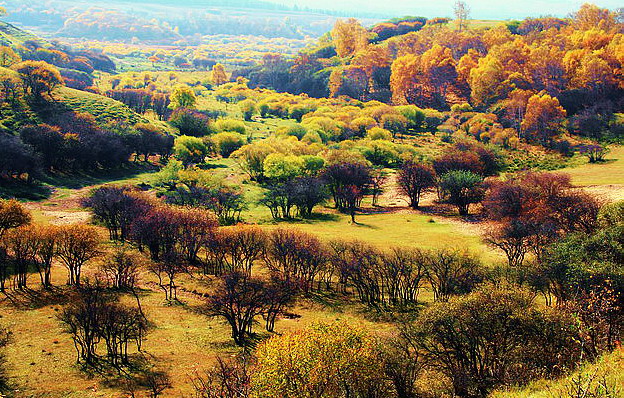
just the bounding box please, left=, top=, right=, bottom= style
left=4, top=226, right=37, bottom=289
left=0, top=46, right=20, bottom=67
left=239, top=99, right=256, bottom=121
left=323, top=162, right=373, bottom=223
left=433, top=141, right=503, bottom=177
left=231, top=142, right=276, bottom=181
left=0, top=199, right=31, bottom=291
left=131, top=206, right=216, bottom=299
left=31, top=225, right=59, bottom=288
left=0, top=199, right=31, bottom=238
left=100, top=247, right=143, bottom=290
left=380, top=247, right=428, bottom=307
left=407, top=284, right=582, bottom=398
left=425, top=250, right=483, bottom=302
left=59, top=280, right=147, bottom=366
left=168, top=108, right=213, bottom=137
left=12, top=60, right=63, bottom=100
left=252, top=322, right=389, bottom=398
left=390, top=54, right=419, bottom=105
left=469, top=55, right=507, bottom=107
left=204, top=272, right=268, bottom=346
left=329, top=66, right=368, bottom=100
left=261, top=177, right=328, bottom=220
left=173, top=135, right=210, bottom=167
left=211, top=63, right=228, bottom=86
left=263, top=228, right=327, bottom=291
left=520, top=93, right=566, bottom=144
left=191, top=356, right=252, bottom=398
left=169, top=84, right=196, bottom=109
left=82, top=186, right=153, bottom=242
left=331, top=19, right=369, bottom=58
left=352, top=45, right=390, bottom=90
left=2, top=223, right=56, bottom=290
left=572, top=3, right=619, bottom=31
left=56, top=225, right=101, bottom=285
left=263, top=278, right=299, bottom=332
left=420, top=45, right=458, bottom=107
left=397, top=162, right=437, bottom=208
left=133, top=123, right=174, bottom=161
left=485, top=220, right=532, bottom=268
left=19, top=124, right=65, bottom=171
left=220, top=226, right=266, bottom=276
left=483, top=172, right=602, bottom=264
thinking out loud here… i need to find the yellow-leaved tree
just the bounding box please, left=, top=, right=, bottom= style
left=251, top=322, right=388, bottom=398
left=169, top=84, right=196, bottom=109
left=331, top=18, right=369, bottom=58
left=211, top=63, right=228, bottom=86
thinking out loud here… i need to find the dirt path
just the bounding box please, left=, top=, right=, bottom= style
left=24, top=185, right=95, bottom=225
left=578, top=184, right=624, bottom=202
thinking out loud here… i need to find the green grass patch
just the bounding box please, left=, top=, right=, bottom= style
left=560, top=146, right=624, bottom=187
left=257, top=210, right=500, bottom=263
left=54, top=87, right=146, bottom=125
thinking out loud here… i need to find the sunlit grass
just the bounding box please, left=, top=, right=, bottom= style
left=491, top=348, right=624, bottom=398
left=561, top=146, right=624, bottom=187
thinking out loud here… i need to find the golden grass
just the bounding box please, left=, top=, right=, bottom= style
left=0, top=251, right=396, bottom=397
left=562, top=146, right=624, bottom=187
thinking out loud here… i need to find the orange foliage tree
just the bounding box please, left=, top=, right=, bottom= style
left=12, top=60, right=64, bottom=100
left=520, top=93, right=566, bottom=144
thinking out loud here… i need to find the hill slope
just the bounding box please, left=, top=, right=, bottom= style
left=491, top=349, right=624, bottom=398
left=54, top=87, right=147, bottom=125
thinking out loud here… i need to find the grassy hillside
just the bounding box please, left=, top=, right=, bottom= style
left=491, top=349, right=624, bottom=398
left=53, top=87, right=147, bottom=125
left=0, top=21, right=45, bottom=46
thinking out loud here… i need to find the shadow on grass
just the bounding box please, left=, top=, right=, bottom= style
left=306, top=290, right=351, bottom=312
left=0, top=286, right=74, bottom=310
left=0, top=163, right=159, bottom=200
left=40, top=163, right=159, bottom=190
left=0, top=180, right=53, bottom=200
left=350, top=220, right=380, bottom=229
left=417, top=203, right=487, bottom=223
left=257, top=212, right=342, bottom=226
left=198, top=162, right=229, bottom=170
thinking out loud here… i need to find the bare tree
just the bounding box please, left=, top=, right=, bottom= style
left=263, top=278, right=299, bottom=332
left=149, top=254, right=187, bottom=302
left=425, top=250, right=483, bottom=302
left=144, top=370, right=171, bottom=398
left=191, top=355, right=252, bottom=398
left=204, top=272, right=268, bottom=346
left=58, top=280, right=147, bottom=366
left=263, top=228, right=327, bottom=292
left=381, top=248, right=427, bottom=307
left=397, top=162, right=436, bottom=209
left=453, top=0, right=471, bottom=32
left=221, top=226, right=266, bottom=277
left=100, top=247, right=143, bottom=290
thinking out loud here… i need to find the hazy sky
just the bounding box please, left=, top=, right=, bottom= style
left=270, top=0, right=621, bottom=19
